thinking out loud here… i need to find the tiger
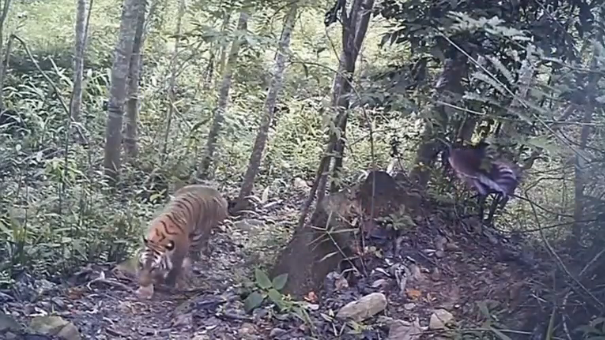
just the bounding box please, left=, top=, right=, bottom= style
left=136, top=184, right=229, bottom=294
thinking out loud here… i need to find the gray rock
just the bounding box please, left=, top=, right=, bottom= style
left=30, top=315, right=81, bottom=340
left=336, top=292, right=387, bottom=322
left=388, top=319, right=425, bottom=340
left=429, top=309, right=454, bottom=329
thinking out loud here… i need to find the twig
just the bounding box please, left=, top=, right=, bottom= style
left=86, top=277, right=134, bottom=293
left=217, top=311, right=253, bottom=322
left=578, top=248, right=605, bottom=279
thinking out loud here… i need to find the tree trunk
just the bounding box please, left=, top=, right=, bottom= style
left=216, top=12, right=232, bottom=80
left=271, top=0, right=376, bottom=297
left=160, top=0, right=185, bottom=162
left=123, top=0, right=148, bottom=160
left=572, top=55, right=600, bottom=243
left=328, top=0, right=374, bottom=193
left=70, top=0, right=88, bottom=122
left=0, top=0, right=13, bottom=111
left=409, top=53, right=468, bottom=188
left=234, top=4, right=298, bottom=212
left=103, top=0, right=141, bottom=183
left=196, top=11, right=249, bottom=180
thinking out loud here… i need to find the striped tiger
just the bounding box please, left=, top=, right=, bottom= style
left=136, top=184, right=228, bottom=292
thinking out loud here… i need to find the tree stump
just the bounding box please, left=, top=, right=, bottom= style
left=271, top=170, right=416, bottom=298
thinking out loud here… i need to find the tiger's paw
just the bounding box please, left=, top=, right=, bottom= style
left=136, top=284, right=155, bottom=299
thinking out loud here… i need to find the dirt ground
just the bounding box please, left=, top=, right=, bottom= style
left=0, top=190, right=546, bottom=340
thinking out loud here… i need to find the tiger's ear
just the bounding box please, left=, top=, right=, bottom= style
left=165, top=241, right=175, bottom=251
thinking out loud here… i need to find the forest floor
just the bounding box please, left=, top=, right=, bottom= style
left=0, top=187, right=547, bottom=340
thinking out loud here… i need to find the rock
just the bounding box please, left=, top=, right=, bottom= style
left=403, top=303, right=416, bottom=310
left=0, top=312, right=21, bottom=332
left=269, top=327, right=287, bottom=338
left=29, top=315, right=81, bottom=340
left=238, top=323, right=258, bottom=339
left=434, top=236, right=447, bottom=252
left=336, top=292, right=387, bottom=322
left=388, top=319, right=425, bottom=340
left=429, top=309, right=454, bottom=330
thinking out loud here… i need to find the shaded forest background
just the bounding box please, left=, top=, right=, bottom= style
left=1, top=0, right=605, bottom=338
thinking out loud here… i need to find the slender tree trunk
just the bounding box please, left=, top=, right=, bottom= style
left=70, top=0, right=88, bottom=122
left=0, top=0, right=13, bottom=111
left=573, top=55, right=600, bottom=243
left=196, top=11, right=249, bottom=180
left=160, top=0, right=186, bottom=161
left=123, top=0, right=148, bottom=160
left=103, top=0, right=141, bottom=182
left=234, top=4, right=298, bottom=212
left=216, top=12, right=232, bottom=79
left=325, top=0, right=375, bottom=195
left=202, top=52, right=214, bottom=91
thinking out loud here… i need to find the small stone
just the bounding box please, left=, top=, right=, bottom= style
left=238, top=323, right=257, bottom=339
left=429, top=309, right=454, bottom=329
left=403, top=303, right=416, bottom=310
left=445, top=243, right=459, bottom=251
left=269, top=327, right=287, bottom=338
left=57, top=322, right=81, bottom=340
left=30, top=315, right=81, bottom=340
left=336, top=292, right=387, bottom=322
left=388, top=319, right=425, bottom=340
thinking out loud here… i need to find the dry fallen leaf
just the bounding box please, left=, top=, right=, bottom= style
left=405, top=288, right=422, bottom=300
left=304, top=291, right=318, bottom=303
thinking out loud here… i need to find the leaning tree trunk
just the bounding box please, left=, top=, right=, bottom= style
left=271, top=0, right=376, bottom=298
left=123, top=0, right=148, bottom=160
left=103, top=0, right=141, bottom=183
left=234, top=4, right=298, bottom=212
left=196, top=11, right=249, bottom=180
left=409, top=52, right=468, bottom=188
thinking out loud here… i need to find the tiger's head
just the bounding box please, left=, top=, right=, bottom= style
left=137, top=235, right=176, bottom=287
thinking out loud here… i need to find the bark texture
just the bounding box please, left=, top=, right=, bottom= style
left=103, top=0, right=141, bottom=182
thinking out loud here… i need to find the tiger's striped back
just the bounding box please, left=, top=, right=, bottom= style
left=137, top=185, right=228, bottom=287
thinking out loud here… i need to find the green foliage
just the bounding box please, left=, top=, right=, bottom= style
left=242, top=268, right=289, bottom=313
left=577, top=318, right=605, bottom=340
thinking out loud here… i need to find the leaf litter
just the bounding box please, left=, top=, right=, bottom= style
left=1, top=184, right=548, bottom=339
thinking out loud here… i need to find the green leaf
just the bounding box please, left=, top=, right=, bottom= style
left=267, top=288, right=286, bottom=310
left=271, top=274, right=288, bottom=291
left=243, top=291, right=265, bottom=313
left=254, top=268, right=272, bottom=289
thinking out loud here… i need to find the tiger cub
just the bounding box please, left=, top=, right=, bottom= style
left=136, top=184, right=228, bottom=297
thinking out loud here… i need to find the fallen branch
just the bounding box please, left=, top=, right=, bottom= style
left=86, top=277, right=134, bottom=293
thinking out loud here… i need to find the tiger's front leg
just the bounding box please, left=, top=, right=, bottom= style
left=164, top=251, right=186, bottom=287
